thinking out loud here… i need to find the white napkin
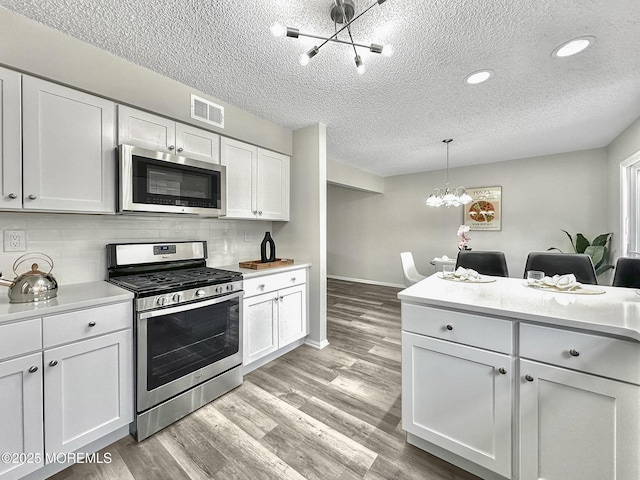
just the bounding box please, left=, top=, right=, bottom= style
left=541, top=274, right=579, bottom=290
left=454, top=267, right=480, bottom=281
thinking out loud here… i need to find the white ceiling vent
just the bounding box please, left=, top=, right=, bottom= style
left=191, top=94, right=224, bottom=128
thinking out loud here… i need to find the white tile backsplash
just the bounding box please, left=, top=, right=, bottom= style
left=0, top=212, right=273, bottom=285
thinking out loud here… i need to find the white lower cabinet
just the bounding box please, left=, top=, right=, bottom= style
left=402, top=332, right=513, bottom=479
left=243, top=268, right=308, bottom=369
left=401, top=304, right=640, bottom=480
left=0, top=301, right=133, bottom=480
left=43, top=330, right=132, bottom=456
left=0, top=354, right=44, bottom=480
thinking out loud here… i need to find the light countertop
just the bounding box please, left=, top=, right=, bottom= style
left=215, top=262, right=311, bottom=279
left=398, top=274, right=640, bottom=342
left=0, top=281, right=134, bottom=325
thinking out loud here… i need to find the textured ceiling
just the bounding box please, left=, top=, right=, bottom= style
left=2, top=0, right=640, bottom=176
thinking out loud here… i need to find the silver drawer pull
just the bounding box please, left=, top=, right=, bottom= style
left=28, top=366, right=38, bottom=373
left=525, top=374, right=534, bottom=382
left=8, top=193, right=17, bottom=199
left=569, top=349, right=580, bottom=357
left=291, top=277, right=296, bottom=282
left=258, top=284, right=265, bottom=289
left=49, top=360, right=58, bottom=367
left=446, top=324, right=453, bottom=331
left=28, top=194, right=37, bottom=200
left=498, top=367, right=507, bottom=375
left=88, top=321, right=96, bottom=327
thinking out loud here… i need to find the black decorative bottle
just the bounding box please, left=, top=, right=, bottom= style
left=260, top=231, right=276, bottom=263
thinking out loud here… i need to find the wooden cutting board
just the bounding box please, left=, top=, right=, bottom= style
left=239, top=258, right=294, bottom=270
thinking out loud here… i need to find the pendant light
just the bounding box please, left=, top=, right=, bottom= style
left=426, top=139, right=473, bottom=207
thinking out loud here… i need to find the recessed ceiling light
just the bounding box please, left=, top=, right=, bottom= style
left=552, top=36, right=596, bottom=58
left=465, top=70, right=494, bottom=85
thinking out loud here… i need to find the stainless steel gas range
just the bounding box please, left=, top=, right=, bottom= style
left=106, top=241, right=243, bottom=441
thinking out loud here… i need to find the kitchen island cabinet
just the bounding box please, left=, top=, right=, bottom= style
left=399, top=275, right=640, bottom=480
left=220, top=137, right=290, bottom=221
left=0, top=283, right=134, bottom=480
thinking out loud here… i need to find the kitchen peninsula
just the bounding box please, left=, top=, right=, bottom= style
left=399, top=275, right=640, bottom=480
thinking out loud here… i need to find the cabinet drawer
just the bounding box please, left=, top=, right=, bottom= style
left=402, top=304, right=513, bottom=354
left=244, top=268, right=307, bottom=297
left=43, top=302, right=132, bottom=348
left=520, top=323, right=640, bottom=385
left=0, top=319, right=42, bottom=360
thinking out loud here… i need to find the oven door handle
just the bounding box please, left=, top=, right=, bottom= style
left=139, top=291, right=243, bottom=319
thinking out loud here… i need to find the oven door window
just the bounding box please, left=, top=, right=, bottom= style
left=145, top=296, right=239, bottom=390
left=132, top=155, right=222, bottom=209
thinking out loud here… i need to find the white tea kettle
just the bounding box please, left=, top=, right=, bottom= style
left=0, top=252, right=58, bottom=303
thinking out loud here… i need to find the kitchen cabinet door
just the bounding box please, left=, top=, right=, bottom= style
left=243, top=292, right=278, bottom=365
left=221, top=137, right=258, bottom=219
left=0, top=353, right=44, bottom=480
left=0, top=67, right=21, bottom=211
left=117, top=105, right=176, bottom=152
left=22, top=76, right=116, bottom=213
left=519, top=359, right=640, bottom=480
left=278, top=284, right=307, bottom=346
left=175, top=122, right=220, bottom=164
left=43, top=330, right=133, bottom=456
left=402, top=332, right=512, bottom=479
left=256, top=148, right=290, bottom=221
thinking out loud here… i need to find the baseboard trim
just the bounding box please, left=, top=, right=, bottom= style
left=304, top=338, right=330, bottom=350
left=327, top=275, right=405, bottom=289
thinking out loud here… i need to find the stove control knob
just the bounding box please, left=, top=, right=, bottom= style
left=156, top=297, right=166, bottom=306
left=195, top=289, right=206, bottom=297
left=226, top=284, right=234, bottom=292
left=172, top=294, right=181, bottom=303
left=215, top=286, right=223, bottom=294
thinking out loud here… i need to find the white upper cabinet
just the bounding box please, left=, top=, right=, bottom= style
left=118, top=105, right=220, bottom=164
left=220, top=137, right=290, bottom=221
left=0, top=67, right=22, bottom=210
left=22, top=76, right=116, bottom=213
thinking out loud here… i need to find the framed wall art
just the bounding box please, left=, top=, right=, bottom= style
left=463, top=186, right=502, bottom=231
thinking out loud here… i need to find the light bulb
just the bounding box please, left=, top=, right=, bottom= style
left=355, top=55, right=365, bottom=75
left=299, top=53, right=310, bottom=66
left=381, top=44, right=394, bottom=57
left=270, top=22, right=286, bottom=37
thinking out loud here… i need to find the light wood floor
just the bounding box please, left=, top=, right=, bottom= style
left=51, top=278, right=479, bottom=480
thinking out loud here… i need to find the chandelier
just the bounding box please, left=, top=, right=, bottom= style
left=270, top=0, right=393, bottom=75
left=426, top=139, right=473, bottom=207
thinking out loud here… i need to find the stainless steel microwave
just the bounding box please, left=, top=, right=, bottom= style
left=118, top=144, right=226, bottom=216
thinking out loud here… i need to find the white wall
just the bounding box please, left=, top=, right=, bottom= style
left=274, top=124, right=328, bottom=349
left=0, top=212, right=271, bottom=286
left=327, top=159, right=384, bottom=193
left=328, top=148, right=611, bottom=286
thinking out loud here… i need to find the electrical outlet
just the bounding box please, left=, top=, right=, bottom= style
left=4, top=230, right=27, bottom=252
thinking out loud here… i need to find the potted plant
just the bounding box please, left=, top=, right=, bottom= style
left=548, top=230, right=614, bottom=276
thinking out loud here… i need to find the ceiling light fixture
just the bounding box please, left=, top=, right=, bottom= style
left=465, top=69, right=494, bottom=85
left=271, top=0, right=393, bottom=75
left=552, top=36, right=596, bottom=58
left=426, top=139, right=472, bottom=208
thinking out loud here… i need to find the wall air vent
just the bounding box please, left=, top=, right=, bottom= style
left=190, top=94, right=224, bottom=128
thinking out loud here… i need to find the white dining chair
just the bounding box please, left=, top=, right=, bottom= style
left=400, top=252, right=427, bottom=287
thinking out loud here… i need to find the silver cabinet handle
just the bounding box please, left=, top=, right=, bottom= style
left=253, top=210, right=258, bottom=215
left=569, top=349, right=580, bottom=357
left=446, top=324, right=453, bottom=331
left=8, top=193, right=17, bottom=199
left=177, top=147, right=184, bottom=152
left=168, top=145, right=175, bottom=150
left=258, top=284, right=265, bottom=289
left=28, top=194, right=37, bottom=200
left=279, top=296, right=284, bottom=301
left=258, top=211, right=263, bottom=215
left=49, top=360, right=58, bottom=367
left=291, top=277, right=296, bottom=282
left=88, top=321, right=96, bottom=327
left=498, top=367, right=507, bottom=375
left=28, top=366, right=38, bottom=373
left=525, top=374, right=534, bottom=382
